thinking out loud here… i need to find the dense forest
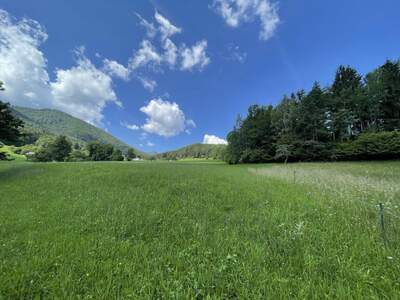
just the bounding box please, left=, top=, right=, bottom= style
left=157, top=143, right=226, bottom=160
left=225, top=59, right=400, bottom=164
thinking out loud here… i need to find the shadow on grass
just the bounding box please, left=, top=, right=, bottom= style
left=0, top=163, right=43, bottom=183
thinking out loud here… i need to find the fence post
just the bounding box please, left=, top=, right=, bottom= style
left=293, top=170, right=296, bottom=185
left=379, top=203, right=388, bottom=246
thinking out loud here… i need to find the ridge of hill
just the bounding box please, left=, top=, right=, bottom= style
left=12, top=106, right=138, bottom=154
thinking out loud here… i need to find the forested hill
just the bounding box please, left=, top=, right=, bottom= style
left=157, top=143, right=226, bottom=160
left=12, top=106, right=134, bottom=153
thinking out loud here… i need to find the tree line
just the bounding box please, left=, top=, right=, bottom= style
left=225, top=59, right=400, bottom=164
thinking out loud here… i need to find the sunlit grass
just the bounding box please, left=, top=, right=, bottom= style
left=0, top=161, right=399, bottom=298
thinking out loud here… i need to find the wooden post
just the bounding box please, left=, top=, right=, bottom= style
left=379, top=203, right=388, bottom=246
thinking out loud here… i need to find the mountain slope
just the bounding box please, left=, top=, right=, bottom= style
left=12, top=106, right=136, bottom=153
left=157, top=143, right=226, bottom=160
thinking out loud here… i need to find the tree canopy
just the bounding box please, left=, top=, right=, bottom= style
left=225, top=59, right=400, bottom=164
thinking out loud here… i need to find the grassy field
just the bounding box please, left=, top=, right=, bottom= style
left=0, top=161, right=399, bottom=299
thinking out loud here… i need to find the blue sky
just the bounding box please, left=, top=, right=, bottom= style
left=1, top=0, right=400, bottom=152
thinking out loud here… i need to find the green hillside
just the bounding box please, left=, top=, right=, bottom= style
left=11, top=106, right=138, bottom=153
left=158, top=143, right=226, bottom=160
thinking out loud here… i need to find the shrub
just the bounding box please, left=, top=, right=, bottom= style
left=33, top=148, right=53, bottom=162
left=67, top=150, right=89, bottom=162
left=336, top=131, right=400, bottom=160
left=111, top=149, right=124, bottom=161
left=87, top=141, right=114, bottom=161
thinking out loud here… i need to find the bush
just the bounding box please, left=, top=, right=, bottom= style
left=240, top=148, right=272, bottom=163
left=111, top=149, right=124, bottom=161
left=33, top=148, right=53, bottom=162
left=292, top=140, right=335, bottom=161
left=50, top=136, right=72, bottom=161
left=87, top=141, right=114, bottom=161
left=67, top=150, right=89, bottom=162
left=336, top=131, right=400, bottom=160
left=126, top=148, right=136, bottom=161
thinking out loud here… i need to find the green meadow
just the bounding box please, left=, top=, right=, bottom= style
left=0, top=161, right=399, bottom=299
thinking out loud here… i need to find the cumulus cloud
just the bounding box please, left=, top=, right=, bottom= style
left=103, top=59, right=130, bottom=81
left=140, top=98, right=194, bottom=137
left=51, top=47, right=121, bottom=125
left=180, top=40, right=210, bottom=71
left=212, top=0, right=280, bottom=41
left=0, top=10, right=120, bottom=125
left=203, top=134, right=228, bottom=145
left=0, top=9, right=52, bottom=108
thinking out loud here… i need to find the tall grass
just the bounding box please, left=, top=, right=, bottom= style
left=0, top=161, right=399, bottom=298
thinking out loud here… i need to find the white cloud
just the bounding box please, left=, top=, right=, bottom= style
left=147, top=141, right=155, bottom=147
left=0, top=9, right=52, bottom=108
left=154, top=11, right=182, bottom=41
left=212, top=0, right=280, bottom=41
left=136, top=13, right=157, bottom=39
left=163, top=38, right=178, bottom=67
left=51, top=47, right=121, bottom=125
left=136, top=75, right=157, bottom=92
left=0, top=10, right=120, bottom=125
left=186, top=119, right=196, bottom=128
left=129, top=11, right=210, bottom=73
left=129, top=40, right=162, bottom=70
left=103, top=59, right=130, bottom=81
left=121, top=122, right=139, bottom=131
left=140, top=98, right=193, bottom=137
left=180, top=40, right=210, bottom=71
left=203, top=134, right=228, bottom=145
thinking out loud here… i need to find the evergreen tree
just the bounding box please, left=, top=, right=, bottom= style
left=330, top=66, right=363, bottom=141
left=0, top=82, right=24, bottom=145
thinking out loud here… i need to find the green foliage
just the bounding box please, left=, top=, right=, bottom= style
left=0, top=101, right=24, bottom=146
left=50, top=135, right=72, bottom=162
left=32, top=147, right=53, bottom=162
left=126, top=148, right=137, bottom=161
left=158, top=143, right=227, bottom=160
left=11, top=106, right=142, bottom=155
left=0, top=161, right=399, bottom=298
left=67, top=149, right=89, bottom=162
left=87, top=141, right=114, bottom=161
left=31, top=135, right=72, bottom=162
left=336, top=131, right=400, bottom=160
left=0, top=145, right=26, bottom=161
left=226, top=59, right=400, bottom=163
left=111, top=149, right=124, bottom=161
